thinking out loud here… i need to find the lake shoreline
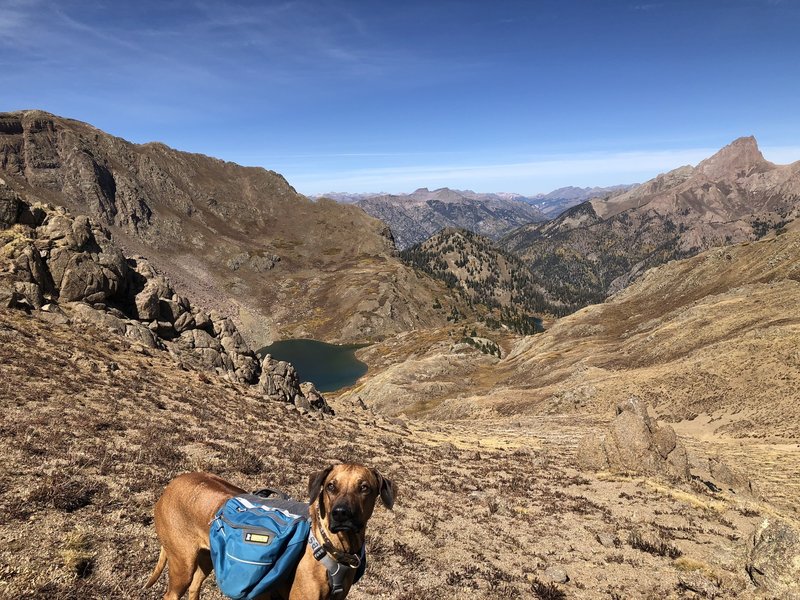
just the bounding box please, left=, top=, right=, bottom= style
left=256, top=339, right=369, bottom=393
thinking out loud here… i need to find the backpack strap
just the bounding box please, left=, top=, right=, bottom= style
left=308, top=531, right=365, bottom=600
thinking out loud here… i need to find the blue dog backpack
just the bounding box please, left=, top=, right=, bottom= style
left=209, top=492, right=311, bottom=600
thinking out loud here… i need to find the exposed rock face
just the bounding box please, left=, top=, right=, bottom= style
left=0, top=182, right=20, bottom=227
left=747, top=517, right=800, bottom=599
left=258, top=355, right=301, bottom=403
left=577, top=397, right=690, bottom=480
left=0, top=110, right=457, bottom=344
left=0, top=195, right=329, bottom=412
left=300, top=382, right=332, bottom=414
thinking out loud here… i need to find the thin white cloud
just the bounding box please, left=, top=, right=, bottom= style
left=284, top=145, right=800, bottom=195
left=0, top=0, right=44, bottom=46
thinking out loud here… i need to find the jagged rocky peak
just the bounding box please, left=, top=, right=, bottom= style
left=697, top=135, right=768, bottom=180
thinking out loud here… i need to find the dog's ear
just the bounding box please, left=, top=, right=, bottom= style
left=372, top=469, right=395, bottom=510
left=308, top=465, right=333, bottom=507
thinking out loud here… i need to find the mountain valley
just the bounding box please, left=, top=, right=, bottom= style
left=2, top=115, right=800, bottom=600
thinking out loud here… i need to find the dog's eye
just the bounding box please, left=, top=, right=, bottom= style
left=326, top=482, right=336, bottom=493
left=360, top=483, right=370, bottom=493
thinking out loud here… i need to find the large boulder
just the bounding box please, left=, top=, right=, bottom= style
left=747, top=517, right=800, bottom=599
left=134, top=280, right=161, bottom=321
left=576, top=397, right=690, bottom=480
left=13, top=281, right=44, bottom=309
left=173, top=311, right=195, bottom=333
left=40, top=209, right=129, bottom=304
left=231, top=352, right=260, bottom=385
left=58, top=254, right=114, bottom=302
left=259, top=354, right=302, bottom=402
left=124, top=321, right=160, bottom=348
left=68, top=302, right=127, bottom=335
left=300, top=382, right=334, bottom=415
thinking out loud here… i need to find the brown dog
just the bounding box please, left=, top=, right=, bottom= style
left=144, top=465, right=394, bottom=600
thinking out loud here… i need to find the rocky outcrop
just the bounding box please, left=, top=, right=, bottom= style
left=299, top=382, right=332, bottom=414
left=0, top=194, right=330, bottom=413
left=747, top=517, right=800, bottom=599
left=0, top=180, right=20, bottom=227
left=577, top=397, right=690, bottom=480
left=258, top=355, right=301, bottom=403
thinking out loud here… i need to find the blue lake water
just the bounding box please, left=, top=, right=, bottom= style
left=256, top=339, right=368, bottom=392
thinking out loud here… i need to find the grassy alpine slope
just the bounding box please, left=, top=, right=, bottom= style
left=1, top=306, right=798, bottom=599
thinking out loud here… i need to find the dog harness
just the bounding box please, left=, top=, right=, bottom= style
left=308, top=530, right=366, bottom=600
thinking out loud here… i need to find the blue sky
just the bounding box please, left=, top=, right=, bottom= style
left=2, top=0, right=800, bottom=194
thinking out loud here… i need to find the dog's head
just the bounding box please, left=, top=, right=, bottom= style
left=308, top=464, right=394, bottom=534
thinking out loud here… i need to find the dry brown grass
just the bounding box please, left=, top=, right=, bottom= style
left=0, top=307, right=795, bottom=599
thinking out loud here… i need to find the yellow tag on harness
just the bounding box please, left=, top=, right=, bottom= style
left=245, top=533, right=271, bottom=544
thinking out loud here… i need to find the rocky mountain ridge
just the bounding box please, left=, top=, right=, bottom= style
left=324, top=187, right=546, bottom=249
left=501, top=137, right=800, bottom=309
left=0, top=110, right=458, bottom=345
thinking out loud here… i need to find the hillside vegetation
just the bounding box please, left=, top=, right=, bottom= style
left=400, top=228, right=569, bottom=333
left=2, top=306, right=796, bottom=599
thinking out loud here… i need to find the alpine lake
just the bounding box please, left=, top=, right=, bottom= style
left=256, top=339, right=369, bottom=393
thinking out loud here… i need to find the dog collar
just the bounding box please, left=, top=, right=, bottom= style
left=308, top=531, right=364, bottom=600
left=314, top=505, right=363, bottom=566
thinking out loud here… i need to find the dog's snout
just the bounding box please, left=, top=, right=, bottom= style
left=331, top=503, right=353, bottom=520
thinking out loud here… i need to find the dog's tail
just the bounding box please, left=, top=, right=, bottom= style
left=144, top=546, right=167, bottom=589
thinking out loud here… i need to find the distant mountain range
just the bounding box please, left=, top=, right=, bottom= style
left=394, top=137, right=800, bottom=323
left=317, top=185, right=635, bottom=250
left=317, top=187, right=547, bottom=250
